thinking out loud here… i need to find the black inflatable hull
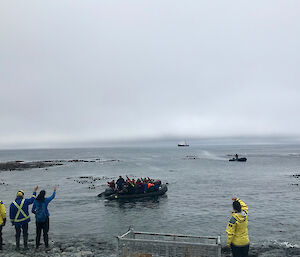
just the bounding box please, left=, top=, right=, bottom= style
left=105, top=184, right=168, bottom=200
left=97, top=188, right=115, bottom=197
left=229, top=157, right=247, bottom=162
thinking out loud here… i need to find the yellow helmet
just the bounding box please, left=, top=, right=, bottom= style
left=17, top=190, right=25, bottom=197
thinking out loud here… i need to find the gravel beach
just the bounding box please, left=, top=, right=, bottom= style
left=1, top=238, right=300, bottom=257
left=0, top=236, right=115, bottom=257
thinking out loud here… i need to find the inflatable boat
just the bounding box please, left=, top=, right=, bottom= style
left=102, top=184, right=168, bottom=200
left=97, top=187, right=115, bottom=197
left=229, top=157, right=247, bottom=162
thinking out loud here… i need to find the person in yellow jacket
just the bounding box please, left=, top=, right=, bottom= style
left=226, top=198, right=249, bottom=257
left=0, top=200, right=6, bottom=250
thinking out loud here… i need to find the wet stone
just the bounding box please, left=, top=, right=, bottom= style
left=50, top=248, right=60, bottom=253
left=80, top=250, right=93, bottom=257
left=259, top=249, right=287, bottom=257
left=65, top=246, right=76, bottom=252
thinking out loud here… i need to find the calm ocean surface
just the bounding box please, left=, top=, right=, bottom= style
left=0, top=144, right=299, bottom=250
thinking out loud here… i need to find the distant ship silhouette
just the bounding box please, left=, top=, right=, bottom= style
left=178, top=140, right=189, bottom=147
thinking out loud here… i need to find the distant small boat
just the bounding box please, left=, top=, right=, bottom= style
left=178, top=140, right=189, bottom=147
left=229, top=157, right=247, bottom=162
left=229, top=154, right=247, bottom=162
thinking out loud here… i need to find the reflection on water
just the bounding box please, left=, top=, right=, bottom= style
left=104, top=196, right=164, bottom=209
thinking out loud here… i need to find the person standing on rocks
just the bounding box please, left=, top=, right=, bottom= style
left=226, top=197, right=250, bottom=257
left=0, top=200, right=6, bottom=250
left=32, top=186, right=56, bottom=249
left=10, top=186, right=38, bottom=250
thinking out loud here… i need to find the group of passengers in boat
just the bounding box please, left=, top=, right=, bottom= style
left=107, top=176, right=161, bottom=194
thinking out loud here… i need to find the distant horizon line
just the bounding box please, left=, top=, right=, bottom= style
left=1, top=135, right=300, bottom=151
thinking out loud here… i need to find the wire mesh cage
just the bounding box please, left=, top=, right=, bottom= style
left=117, top=228, right=221, bottom=257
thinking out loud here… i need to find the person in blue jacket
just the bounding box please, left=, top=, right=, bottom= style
left=32, top=186, right=56, bottom=249
left=10, top=186, right=38, bottom=250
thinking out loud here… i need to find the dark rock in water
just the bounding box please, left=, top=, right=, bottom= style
left=69, top=159, right=79, bottom=162
left=184, top=155, right=199, bottom=160
left=0, top=157, right=120, bottom=172
left=0, top=181, right=8, bottom=185
left=68, top=159, right=117, bottom=163
left=0, top=161, right=63, bottom=171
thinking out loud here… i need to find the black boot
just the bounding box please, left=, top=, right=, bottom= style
left=24, top=236, right=28, bottom=250
left=44, top=233, right=49, bottom=248
left=15, top=235, right=20, bottom=251
left=35, top=238, right=40, bottom=249
left=36, top=234, right=41, bottom=249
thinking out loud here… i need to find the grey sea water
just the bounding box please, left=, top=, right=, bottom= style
left=0, top=144, right=300, bottom=254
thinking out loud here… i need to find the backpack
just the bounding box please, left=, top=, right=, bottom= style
left=35, top=201, right=47, bottom=223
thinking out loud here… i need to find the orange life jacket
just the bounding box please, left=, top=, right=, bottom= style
left=148, top=183, right=154, bottom=188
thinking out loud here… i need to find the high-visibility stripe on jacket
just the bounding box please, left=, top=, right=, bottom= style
left=10, top=192, right=36, bottom=226
left=226, top=198, right=250, bottom=246
left=12, top=199, right=30, bottom=222
left=0, top=200, right=6, bottom=225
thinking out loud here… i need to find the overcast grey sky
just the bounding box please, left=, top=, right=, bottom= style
left=0, top=1, right=300, bottom=148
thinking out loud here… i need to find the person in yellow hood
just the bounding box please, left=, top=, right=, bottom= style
left=226, top=198, right=249, bottom=257
left=0, top=200, right=6, bottom=250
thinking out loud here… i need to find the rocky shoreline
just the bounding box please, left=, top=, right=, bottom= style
left=0, top=237, right=115, bottom=257
left=222, top=244, right=300, bottom=257
left=0, top=161, right=63, bottom=171
left=1, top=236, right=299, bottom=257
left=0, top=159, right=120, bottom=172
